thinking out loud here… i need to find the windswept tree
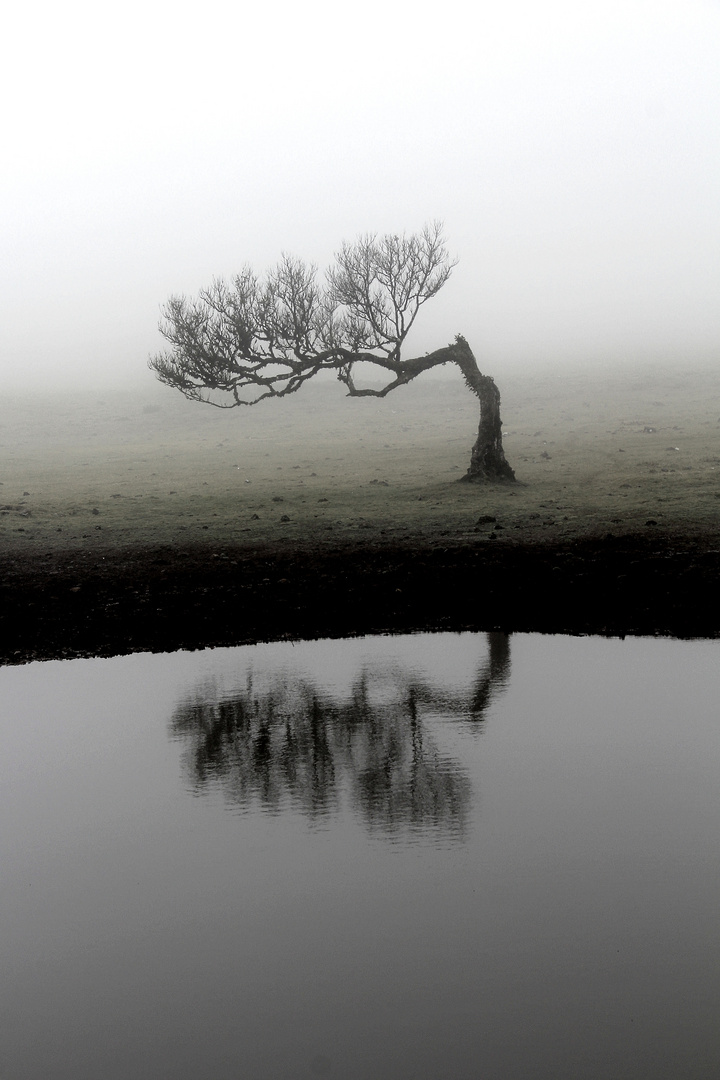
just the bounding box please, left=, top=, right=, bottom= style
left=150, top=223, right=515, bottom=482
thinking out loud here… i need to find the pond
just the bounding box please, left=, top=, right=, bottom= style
left=1, top=633, right=718, bottom=1080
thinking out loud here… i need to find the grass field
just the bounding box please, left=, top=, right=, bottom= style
left=2, top=359, right=719, bottom=555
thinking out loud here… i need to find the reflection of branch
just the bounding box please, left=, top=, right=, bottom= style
left=169, top=634, right=511, bottom=838
left=401, top=632, right=511, bottom=720
left=171, top=683, right=342, bottom=818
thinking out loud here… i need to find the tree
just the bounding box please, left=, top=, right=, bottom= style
left=149, top=222, right=515, bottom=482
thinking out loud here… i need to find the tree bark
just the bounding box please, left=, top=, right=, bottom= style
left=453, top=337, right=516, bottom=483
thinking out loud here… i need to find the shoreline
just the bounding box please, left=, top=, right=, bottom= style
left=2, top=527, right=719, bottom=665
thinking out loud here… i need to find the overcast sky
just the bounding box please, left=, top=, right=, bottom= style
left=2, top=0, right=719, bottom=390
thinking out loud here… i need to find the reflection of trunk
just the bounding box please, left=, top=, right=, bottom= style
left=471, top=632, right=511, bottom=714
left=454, top=336, right=515, bottom=483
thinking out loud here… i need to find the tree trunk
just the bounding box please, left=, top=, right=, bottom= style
left=453, top=337, right=516, bottom=483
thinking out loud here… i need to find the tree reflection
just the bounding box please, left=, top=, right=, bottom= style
left=169, top=633, right=510, bottom=838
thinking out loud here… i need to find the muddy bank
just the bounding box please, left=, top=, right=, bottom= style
left=2, top=529, right=719, bottom=664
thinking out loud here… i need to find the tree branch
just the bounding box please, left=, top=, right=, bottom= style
left=149, top=223, right=460, bottom=408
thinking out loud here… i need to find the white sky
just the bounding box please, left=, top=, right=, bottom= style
left=1, top=0, right=719, bottom=389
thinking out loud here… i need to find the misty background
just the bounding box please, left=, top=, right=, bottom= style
left=2, top=0, right=719, bottom=393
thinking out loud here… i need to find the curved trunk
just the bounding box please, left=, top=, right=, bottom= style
left=453, top=337, right=516, bottom=483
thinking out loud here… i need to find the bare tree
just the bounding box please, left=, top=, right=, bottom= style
left=149, top=223, right=515, bottom=482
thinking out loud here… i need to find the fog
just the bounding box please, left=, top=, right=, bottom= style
left=2, top=0, right=719, bottom=392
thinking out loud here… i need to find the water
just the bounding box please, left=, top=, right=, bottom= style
left=0, top=633, right=718, bottom=1080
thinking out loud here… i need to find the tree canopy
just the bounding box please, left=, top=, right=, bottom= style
left=150, top=223, right=515, bottom=481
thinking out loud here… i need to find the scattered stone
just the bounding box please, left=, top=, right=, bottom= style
left=251, top=514, right=260, bottom=519
left=91, top=508, right=100, bottom=515
left=476, top=515, right=497, bottom=524
left=280, top=514, right=290, bottom=522
left=645, top=519, right=658, bottom=526
left=272, top=496, right=284, bottom=503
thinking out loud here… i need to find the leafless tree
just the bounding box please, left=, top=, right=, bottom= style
left=149, top=223, right=515, bottom=481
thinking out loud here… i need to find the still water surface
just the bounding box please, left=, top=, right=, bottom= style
left=1, top=633, right=718, bottom=1080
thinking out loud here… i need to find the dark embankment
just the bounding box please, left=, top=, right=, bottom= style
left=2, top=529, right=718, bottom=665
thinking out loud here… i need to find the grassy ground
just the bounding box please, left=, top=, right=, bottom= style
left=1, top=360, right=719, bottom=553
left=1, top=359, right=719, bottom=662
